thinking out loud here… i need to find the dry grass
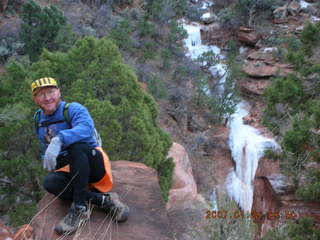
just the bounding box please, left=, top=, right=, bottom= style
left=16, top=172, right=131, bottom=240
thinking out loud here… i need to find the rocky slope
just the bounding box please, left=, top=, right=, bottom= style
left=198, top=0, right=320, bottom=238
left=31, top=161, right=173, bottom=240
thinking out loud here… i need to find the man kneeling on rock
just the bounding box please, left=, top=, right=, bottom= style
left=31, top=77, right=129, bottom=235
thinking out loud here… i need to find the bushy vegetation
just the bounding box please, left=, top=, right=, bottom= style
left=105, top=0, right=188, bottom=71
left=199, top=194, right=256, bottom=240
left=262, top=218, right=320, bottom=240
left=146, top=74, right=168, bottom=100
left=193, top=41, right=240, bottom=124
left=296, top=169, right=320, bottom=201
left=218, top=0, right=280, bottom=28
left=283, top=117, right=311, bottom=154
left=19, top=0, right=68, bottom=61
left=264, top=75, right=305, bottom=111
left=263, top=22, right=320, bottom=203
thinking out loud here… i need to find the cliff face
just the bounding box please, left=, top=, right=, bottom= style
left=233, top=7, right=320, bottom=239
left=253, top=158, right=320, bottom=238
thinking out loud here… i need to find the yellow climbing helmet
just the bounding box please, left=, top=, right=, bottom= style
left=31, top=77, right=58, bottom=95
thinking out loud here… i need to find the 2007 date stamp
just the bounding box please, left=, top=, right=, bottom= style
left=205, top=210, right=297, bottom=220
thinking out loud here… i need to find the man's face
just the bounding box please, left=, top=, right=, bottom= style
left=33, top=86, right=61, bottom=115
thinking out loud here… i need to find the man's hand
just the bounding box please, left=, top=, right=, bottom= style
left=44, top=136, right=62, bottom=171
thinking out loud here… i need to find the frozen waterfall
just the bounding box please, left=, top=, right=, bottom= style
left=226, top=102, right=279, bottom=212
left=181, top=19, right=279, bottom=212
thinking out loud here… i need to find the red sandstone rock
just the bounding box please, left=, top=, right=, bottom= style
left=166, top=196, right=208, bottom=240
left=0, top=220, right=14, bottom=240
left=254, top=158, right=320, bottom=238
left=243, top=61, right=278, bottom=78
left=204, top=127, right=232, bottom=186
left=255, top=157, right=280, bottom=178
left=253, top=178, right=280, bottom=215
left=13, top=224, right=34, bottom=240
left=200, top=23, right=231, bottom=46
left=247, top=48, right=279, bottom=63
left=243, top=60, right=293, bottom=78
left=32, top=161, right=173, bottom=240
left=273, top=5, right=288, bottom=22
left=267, top=173, right=296, bottom=195
left=166, top=142, right=197, bottom=211
left=287, top=0, right=301, bottom=16
left=239, top=27, right=255, bottom=33
left=238, top=28, right=259, bottom=46
left=239, top=78, right=272, bottom=96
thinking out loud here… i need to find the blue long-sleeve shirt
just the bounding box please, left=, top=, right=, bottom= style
left=36, top=101, right=98, bottom=157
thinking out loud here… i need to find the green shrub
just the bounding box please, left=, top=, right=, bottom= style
left=158, top=157, right=174, bottom=201
left=19, top=0, right=67, bottom=61
left=147, top=74, right=168, bottom=100
left=0, top=102, right=44, bottom=226
left=52, top=24, right=79, bottom=52
left=171, top=0, right=191, bottom=17
left=288, top=218, right=320, bottom=239
left=9, top=203, right=37, bottom=228
left=202, top=197, right=256, bottom=240
left=109, top=19, right=134, bottom=53
left=287, top=36, right=303, bottom=51
left=161, top=49, right=173, bottom=70
left=174, top=64, right=189, bottom=81
left=286, top=50, right=308, bottom=72
left=143, top=0, right=165, bottom=20
left=138, top=18, right=156, bottom=38
left=301, top=22, right=320, bottom=46
left=262, top=113, right=280, bottom=135
left=193, top=73, right=210, bottom=108
left=283, top=117, right=311, bottom=154
left=296, top=170, right=320, bottom=202
left=222, top=0, right=277, bottom=28
left=166, top=20, right=187, bottom=50
left=263, top=217, right=320, bottom=240
left=264, top=148, right=281, bottom=161
left=264, top=75, right=305, bottom=109
left=218, top=7, right=236, bottom=27
left=209, top=42, right=240, bottom=123
left=139, top=41, right=156, bottom=62
left=307, top=100, right=320, bottom=128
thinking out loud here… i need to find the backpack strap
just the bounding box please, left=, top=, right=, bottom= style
left=63, top=103, right=71, bottom=127
left=33, top=102, right=71, bottom=132
left=33, top=109, right=42, bottom=133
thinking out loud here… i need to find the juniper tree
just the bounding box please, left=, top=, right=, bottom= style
left=19, top=0, right=66, bottom=61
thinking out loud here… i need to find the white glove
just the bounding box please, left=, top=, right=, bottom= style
left=43, top=137, right=62, bottom=171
